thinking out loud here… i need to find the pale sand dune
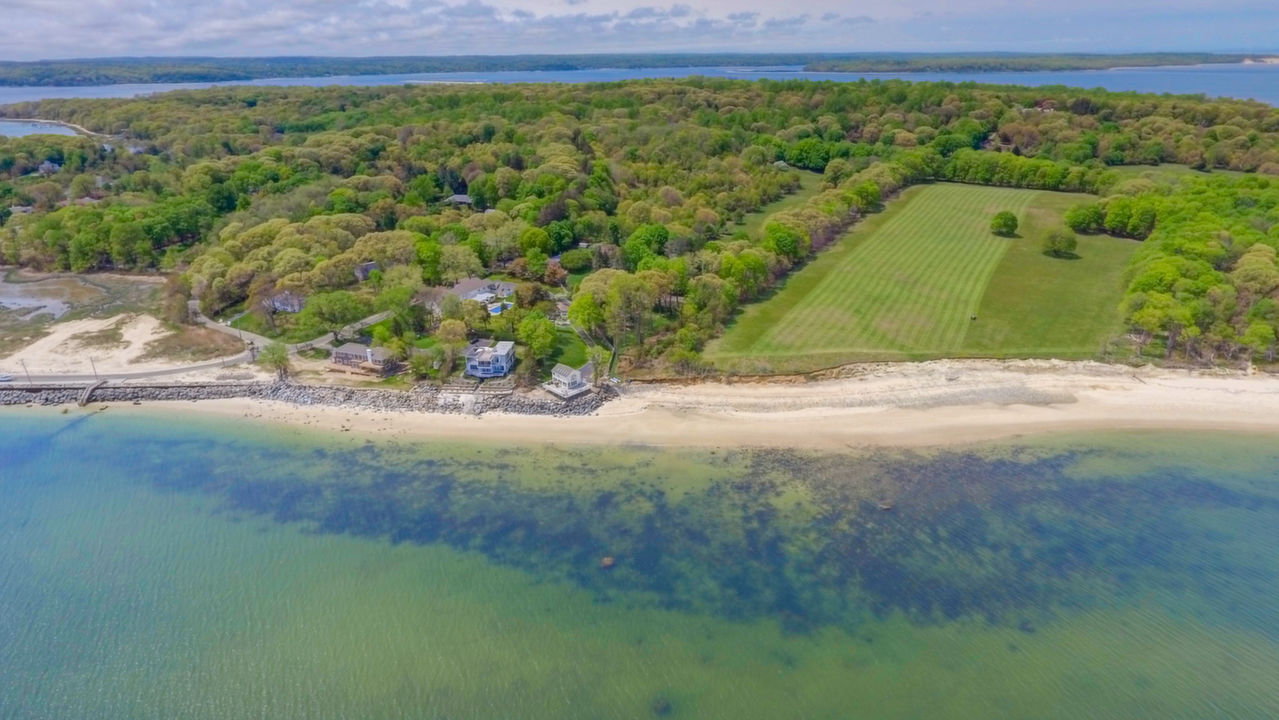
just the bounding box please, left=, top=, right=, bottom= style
left=2, top=313, right=239, bottom=374
left=123, top=359, right=1279, bottom=450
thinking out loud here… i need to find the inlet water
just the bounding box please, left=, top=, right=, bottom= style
left=1, top=409, right=1277, bottom=719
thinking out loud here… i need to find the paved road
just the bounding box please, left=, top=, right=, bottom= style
left=189, top=301, right=391, bottom=354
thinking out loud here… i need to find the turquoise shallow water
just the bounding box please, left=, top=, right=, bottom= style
left=1, top=408, right=1278, bottom=719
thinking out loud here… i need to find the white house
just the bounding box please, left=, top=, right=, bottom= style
left=544, top=361, right=594, bottom=399
left=465, top=339, right=516, bottom=379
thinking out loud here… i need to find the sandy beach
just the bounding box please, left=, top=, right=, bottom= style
left=1, top=313, right=245, bottom=376
left=109, top=359, right=1279, bottom=450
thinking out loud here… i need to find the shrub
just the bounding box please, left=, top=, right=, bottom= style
left=990, top=210, right=1019, bottom=236
left=558, top=247, right=593, bottom=273
left=1042, top=228, right=1078, bottom=258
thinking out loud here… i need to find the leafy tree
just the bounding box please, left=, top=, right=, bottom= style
left=785, top=138, right=830, bottom=171
left=1042, top=228, right=1078, bottom=258
left=437, top=318, right=468, bottom=346
left=850, top=181, right=881, bottom=211
left=408, top=352, right=433, bottom=379
left=622, top=235, right=656, bottom=271
left=990, top=211, right=1019, bottom=237
left=439, top=244, right=483, bottom=284
left=523, top=247, right=549, bottom=279
left=518, top=227, right=554, bottom=254
left=69, top=174, right=96, bottom=199
left=568, top=291, right=606, bottom=339
left=439, top=294, right=463, bottom=321
left=559, top=248, right=593, bottom=273
left=300, top=291, right=371, bottom=336
left=517, top=311, right=557, bottom=366
left=1064, top=203, right=1105, bottom=233
left=258, top=342, right=291, bottom=380
left=763, top=222, right=809, bottom=261
left=461, top=299, right=490, bottom=333
left=434, top=318, right=469, bottom=376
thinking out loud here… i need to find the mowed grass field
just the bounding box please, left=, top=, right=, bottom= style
left=706, top=183, right=1140, bottom=373
left=736, top=170, right=824, bottom=239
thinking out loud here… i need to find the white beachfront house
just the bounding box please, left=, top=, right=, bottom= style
left=544, top=361, right=594, bottom=399
left=464, top=339, right=516, bottom=379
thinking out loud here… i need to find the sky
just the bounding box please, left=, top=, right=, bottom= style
left=1, top=0, right=1276, bottom=61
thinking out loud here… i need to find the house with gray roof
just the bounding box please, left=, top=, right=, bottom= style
left=267, top=290, right=306, bottom=314
left=449, top=277, right=517, bottom=303
left=354, top=261, right=380, bottom=282
left=544, top=361, right=594, bottom=399
left=465, top=339, right=516, bottom=379
left=330, top=342, right=396, bottom=376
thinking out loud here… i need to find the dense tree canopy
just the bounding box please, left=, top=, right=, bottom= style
left=4, top=77, right=1279, bottom=371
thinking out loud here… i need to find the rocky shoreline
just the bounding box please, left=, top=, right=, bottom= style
left=0, top=381, right=615, bottom=417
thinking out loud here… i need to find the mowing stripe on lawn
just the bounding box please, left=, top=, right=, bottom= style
left=741, top=184, right=1037, bottom=357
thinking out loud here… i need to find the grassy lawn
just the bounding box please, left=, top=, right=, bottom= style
left=736, top=170, right=824, bottom=239
left=1108, top=163, right=1246, bottom=186
left=960, top=193, right=1139, bottom=358
left=230, top=312, right=317, bottom=344
left=706, top=183, right=1138, bottom=373
left=550, top=326, right=589, bottom=368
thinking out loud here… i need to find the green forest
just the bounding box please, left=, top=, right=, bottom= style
left=3, top=78, right=1279, bottom=373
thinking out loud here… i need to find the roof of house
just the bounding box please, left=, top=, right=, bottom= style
left=451, top=278, right=490, bottom=297
left=446, top=194, right=473, bottom=204
left=465, top=339, right=515, bottom=361
left=450, top=278, right=516, bottom=299
left=333, top=342, right=393, bottom=363
left=553, top=361, right=593, bottom=382
left=466, top=338, right=493, bottom=356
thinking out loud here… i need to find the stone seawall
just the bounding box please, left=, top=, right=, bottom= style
left=0, top=381, right=614, bottom=417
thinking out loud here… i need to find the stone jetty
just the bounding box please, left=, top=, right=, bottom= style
left=0, top=380, right=614, bottom=417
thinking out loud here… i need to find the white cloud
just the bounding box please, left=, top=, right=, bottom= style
left=0, top=0, right=1274, bottom=60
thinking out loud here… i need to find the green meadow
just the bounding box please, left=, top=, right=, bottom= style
left=736, top=170, right=824, bottom=239
left=707, top=183, right=1140, bottom=373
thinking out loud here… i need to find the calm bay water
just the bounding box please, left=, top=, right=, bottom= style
left=0, top=120, right=78, bottom=137
left=0, top=63, right=1277, bottom=112
left=1, top=408, right=1277, bottom=718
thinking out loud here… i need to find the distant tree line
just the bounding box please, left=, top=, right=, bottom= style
left=0, top=53, right=1259, bottom=87
left=806, top=53, right=1253, bottom=73
left=0, top=54, right=905, bottom=87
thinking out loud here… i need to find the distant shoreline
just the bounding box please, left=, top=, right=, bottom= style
left=0, top=53, right=1273, bottom=88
